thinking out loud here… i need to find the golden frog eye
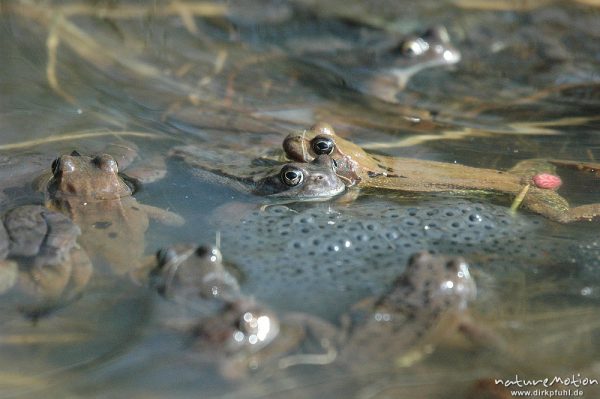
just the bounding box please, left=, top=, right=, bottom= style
left=400, top=37, right=429, bottom=56
left=280, top=167, right=304, bottom=187
left=311, top=136, right=335, bottom=155
left=195, top=245, right=222, bottom=263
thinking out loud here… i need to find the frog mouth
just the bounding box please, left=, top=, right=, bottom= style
left=266, top=175, right=346, bottom=202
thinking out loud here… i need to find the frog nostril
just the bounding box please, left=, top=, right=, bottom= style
left=195, top=246, right=209, bottom=257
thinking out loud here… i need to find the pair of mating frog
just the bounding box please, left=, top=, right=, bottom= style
left=172, top=121, right=600, bottom=223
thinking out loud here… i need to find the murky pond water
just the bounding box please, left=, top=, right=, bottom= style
left=1, top=1, right=600, bottom=398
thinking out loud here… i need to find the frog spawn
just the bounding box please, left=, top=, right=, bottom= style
left=216, top=198, right=556, bottom=318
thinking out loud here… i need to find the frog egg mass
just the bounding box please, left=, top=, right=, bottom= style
left=217, top=198, right=554, bottom=319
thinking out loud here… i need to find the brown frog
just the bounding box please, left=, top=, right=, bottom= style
left=169, top=145, right=346, bottom=201
left=180, top=251, right=481, bottom=378
left=305, top=26, right=461, bottom=103
left=41, top=151, right=184, bottom=275
left=149, top=243, right=241, bottom=306
left=0, top=141, right=165, bottom=208
left=283, top=123, right=600, bottom=223
left=0, top=205, right=92, bottom=315
left=191, top=297, right=337, bottom=380
left=337, top=251, right=478, bottom=368
left=147, top=242, right=335, bottom=379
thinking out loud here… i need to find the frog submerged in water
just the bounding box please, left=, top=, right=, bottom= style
left=337, top=251, right=478, bottom=368
left=303, top=26, right=461, bottom=103
left=283, top=123, right=600, bottom=223
left=169, top=145, right=346, bottom=201
left=149, top=243, right=241, bottom=306
left=41, top=151, right=184, bottom=275
left=0, top=205, right=92, bottom=316
left=173, top=249, right=481, bottom=378
left=148, top=242, right=335, bottom=379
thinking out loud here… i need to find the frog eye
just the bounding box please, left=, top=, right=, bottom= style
left=156, top=248, right=177, bottom=267
left=280, top=167, right=304, bottom=187
left=424, top=26, right=449, bottom=43
left=196, top=245, right=222, bottom=263
left=311, top=136, right=335, bottom=155
left=51, top=158, right=61, bottom=176
left=400, top=38, right=429, bottom=57
left=195, top=246, right=209, bottom=257
left=70, top=150, right=81, bottom=157
left=52, top=157, right=75, bottom=175
left=408, top=251, right=430, bottom=266
left=445, top=258, right=468, bottom=273
left=445, top=258, right=470, bottom=276
left=93, top=154, right=119, bottom=173
left=446, top=259, right=459, bottom=270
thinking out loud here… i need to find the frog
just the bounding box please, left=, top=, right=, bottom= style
left=191, top=297, right=338, bottom=380
left=301, top=26, right=461, bottom=103
left=283, top=122, right=600, bottom=223
left=146, top=242, right=336, bottom=380
left=336, top=251, right=480, bottom=369
left=148, top=243, right=242, bottom=306
left=40, top=151, right=184, bottom=275
left=0, top=141, right=168, bottom=214
left=169, top=145, right=346, bottom=201
left=0, top=205, right=92, bottom=316
left=178, top=250, right=482, bottom=379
